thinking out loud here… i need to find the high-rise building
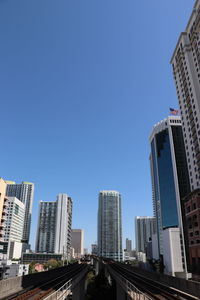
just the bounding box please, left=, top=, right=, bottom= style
left=149, top=116, right=190, bottom=274
left=35, top=201, right=57, bottom=253
left=0, top=178, right=7, bottom=222
left=6, top=181, right=34, bottom=247
left=1, top=197, right=25, bottom=259
left=125, top=238, right=132, bottom=252
left=135, top=216, right=156, bottom=253
left=91, top=244, right=98, bottom=255
left=71, top=229, right=84, bottom=258
left=54, top=194, right=72, bottom=259
left=0, top=178, right=9, bottom=257
left=36, top=194, right=73, bottom=259
left=171, top=0, right=200, bottom=274
left=171, top=0, right=200, bottom=191
left=97, top=190, right=123, bottom=261
left=4, top=197, right=25, bottom=244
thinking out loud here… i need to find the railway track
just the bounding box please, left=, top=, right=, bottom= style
left=3, top=263, right=88, bottom=300
left=109, top=263, right=199, bottom=300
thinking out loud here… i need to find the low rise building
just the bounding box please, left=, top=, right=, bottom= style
left=0, top=260, right=29, bottom=279
left=21, top=252, right=62, bottom=264
left=162, top=228, right=184, bottom=277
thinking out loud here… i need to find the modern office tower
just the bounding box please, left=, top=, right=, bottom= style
left=171, top=0, right=200, bottom=274
left=97, top=190, right=123, bottom=261
left=150, top=116, right=190, bottom=274
left=54, top=194, right=73, bottom=259
left=6, top=181, right=34, bottom=248
left=4, top=197, right=25, bottom=259
left=35, top=201, right=57, bottom=253
left=135, top=216, right=156, bottom=253
left=125, top=238, right=132, bottom=252
left=71, top=229, right=84, bottom=258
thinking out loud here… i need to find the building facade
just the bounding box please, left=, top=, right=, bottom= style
left=171, top=0, right=200, bottom=274
left=97, top=190, right=123, bottom=261
left=171, top=0, right=200, bottom=192
left=71, top=229, right=84, bottom=258
left=35, top=194, right=73, bottom=259
left=150, top=116, right=190, bottom=274
left=36, top=201, right=57, bottom=253
left=6, top=181, right=34, bottom=248
left=2, top=197, right=25, bottom=259
left=125, top=238, right=132, bottom=253
left=91, top=244, right=98, bottom=255
left=135, top=216, right=156, bottom=253
left=184, top=189, right=200, bottom=273
left=54, top=194, right=73, bottom=259
left=21, top=253, right=62, bottom=264
left=0, top=178, right=9, bottom=258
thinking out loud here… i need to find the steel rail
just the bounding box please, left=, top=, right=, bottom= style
left=109, top=263, right=199, bottom=300
left=5, top=264, right=87, bottom=300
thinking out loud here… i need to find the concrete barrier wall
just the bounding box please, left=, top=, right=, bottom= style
left=0, top=266, right=67, bottom=299
left=0, top=276, right=23, bottom=299
left=131, top=266, right=200, bottom=298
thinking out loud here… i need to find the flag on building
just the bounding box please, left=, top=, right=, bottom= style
left=170, top=108, right=179, bottom=115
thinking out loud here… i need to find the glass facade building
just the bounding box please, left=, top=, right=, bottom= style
left=150, top=116, right=190, bottom=271
left=98, top=190, right=123, bottom=261
left=135, top=216, right=156, bottom=253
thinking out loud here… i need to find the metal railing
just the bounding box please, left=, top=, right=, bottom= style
left=44, top=265, right=89, bottom=300
left=108, top=266, right=153, bottom=300
left=44, top=279, right=72, bottom=300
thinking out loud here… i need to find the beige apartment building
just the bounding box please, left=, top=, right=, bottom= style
left=171, top=0, right=200, bottom=273
left=71, top=229, right=84, bottom=258
left=0, top=178, right=8, bottom=257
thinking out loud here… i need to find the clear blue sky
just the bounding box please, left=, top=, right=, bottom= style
left=0, top=0, right=194, bottom=250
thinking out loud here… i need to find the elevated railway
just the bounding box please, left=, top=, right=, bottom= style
left=2, top=263, right=88, bottom=300
left=108, top=262, right=200, bottom=300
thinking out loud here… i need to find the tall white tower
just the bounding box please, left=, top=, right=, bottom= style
left=54, top=194, right=73, bottom=259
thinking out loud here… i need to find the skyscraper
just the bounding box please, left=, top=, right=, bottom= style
left=97, top=190, right=123, bottom=261
left=150, top=116, right=190, bottom=273
left=171, top=0, right=200, bottom=273
left=125, top=238, right=132, bottom=253
left=171, top=0, right=200, bottom=192
left=36, top=201, right=57, bottom=253
left=135, top=216, right=156, bottom=253
left=4, top=197, right=25, bottom=259
left=6, top=181, right=34, bottom=248
left=0, top=179, right=9, bottom=258
left=36, top=194, right=73, bottom=259
left=54, top=194, right=73, bottom=259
